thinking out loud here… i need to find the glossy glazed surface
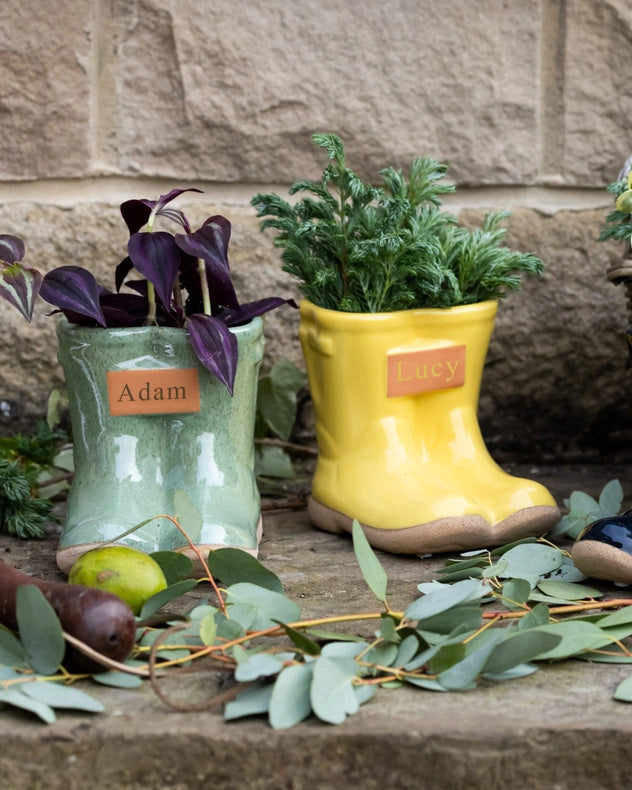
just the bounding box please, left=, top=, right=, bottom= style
left=56, top=318, right=264, bottom=554
left=300, top=299, right=557, bottom=531
left=577, top=516, right=632, bottom=553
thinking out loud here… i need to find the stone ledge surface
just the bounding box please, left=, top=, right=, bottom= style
left=0, top=463, right=630, bottom=790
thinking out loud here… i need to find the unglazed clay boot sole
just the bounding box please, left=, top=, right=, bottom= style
left=56, top=516, right=263, bottom=577
left=176, top=516, right=264, bottom=577
left=308, top=498, right=560, bottom=555
left=571, top=539, right=632, bottom=585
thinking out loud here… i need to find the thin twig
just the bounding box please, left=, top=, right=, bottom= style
left=254, top=437, right=318, bottom=456
left=148, top=622, right=246, bottom=713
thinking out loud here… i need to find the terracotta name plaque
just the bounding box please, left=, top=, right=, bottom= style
left=387, top=345, right=466, bottom=397
left=106, top=368, right=201, bottom=416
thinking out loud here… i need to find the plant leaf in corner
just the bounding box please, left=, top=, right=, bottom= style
left=352, top=519, right=388, bottom=604
left=16, top=586, right=65, bottom=675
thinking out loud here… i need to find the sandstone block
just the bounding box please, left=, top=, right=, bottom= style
left=0, top=0, right=93, bottom=178
left=563, top=0, right=632, bottom=186
left=96, top=0, right=541, bottom=184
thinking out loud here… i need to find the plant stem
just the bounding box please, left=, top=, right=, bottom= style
left=144, top=282, right=157, bottom=325
left=197, top=257, right=212, bottom=315
left=152, top=513, right=227, bottom=615
left=482, top=598, right=632, bottom=620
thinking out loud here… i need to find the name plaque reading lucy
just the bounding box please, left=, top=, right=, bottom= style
left=106, top=368, right=201, bottom=416
left=387, top=345, right=466, bottom=397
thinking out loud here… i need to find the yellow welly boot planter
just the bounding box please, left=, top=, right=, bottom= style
left=300, top=299, right=560, bottom=554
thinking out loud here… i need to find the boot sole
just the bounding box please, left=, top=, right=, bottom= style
left=308, top=498, right=560, bottom=555
left=56, top=516, right=263, bottom=577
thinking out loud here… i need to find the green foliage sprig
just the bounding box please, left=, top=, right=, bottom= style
left=4, top=490, right=632, bottom=726
left=251, top=133, right=545, bottom=313
left=599, top=173, right=632, bottom=245
left=0, top=422, right=68, bottom=539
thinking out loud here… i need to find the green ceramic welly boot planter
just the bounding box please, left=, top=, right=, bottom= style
left=0, top=189, right=294, bottom=572
left=55, top=318, right=264, bottom=574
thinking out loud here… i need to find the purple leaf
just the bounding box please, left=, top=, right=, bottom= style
left=100, top=292, right=148, bottom=325
left=120, top=200, right=153, bottom=235
left=0, top=234, right=25, bottom=264
left=127, top=231, right=181, bottom=311
left=186, top=313, right=238, bottom=395
left=121, top=189, right=203, bottom=235
left=200, top=216, right=231, bottom=264
left=40, top=266, right=106, bottom=326
left=0, top=261, right=42, bottom=322
left=175, top=226, right=239, bottom=310
left=115, top=256, right=134, bottom=292
left=220, top=297, right=298, bottom=327
left=154, top=188, right=203, bottom=218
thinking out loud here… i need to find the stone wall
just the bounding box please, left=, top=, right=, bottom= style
left=1, top=0, right=631, bottom=462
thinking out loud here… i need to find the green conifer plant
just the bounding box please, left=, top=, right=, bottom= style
left=251, top=133, right=545, bottom=313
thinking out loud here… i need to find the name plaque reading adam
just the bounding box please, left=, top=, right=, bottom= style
left=387, top=344, right=466, bottom=398
left=106, top=368, right=201, bottom=416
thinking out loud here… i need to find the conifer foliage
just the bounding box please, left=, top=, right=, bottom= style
left=251, top=134, right=545, bottom=313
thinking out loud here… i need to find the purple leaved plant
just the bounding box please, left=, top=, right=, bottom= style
left=0, top=190, right=296, bottom=394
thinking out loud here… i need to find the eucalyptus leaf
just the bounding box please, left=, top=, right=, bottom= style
left=599, top=479, right=623, bottom=514
left=543, top=555, right=587, bottom=583
left=483, top=630, right=562, bottom=675
left=578, top=650, right=632, bottom=664
left=613, top=676, right=632, bottom=702
left=405, top=579, right=488, bottom=622
left=352, top=519, right=388, bottom=603
left=517, top=603, right=551, bottom=631
left=501, top=578, right=532, bottom=611
left=437, top=631, right=506, bottom=690
left=594, top=605, right=632, bottom=629
left=489, top=537, right=538, bottom=556
left=91, top=670, right=144, bottom=688
left=497, top=544, right=563, bottom=587
left=482, top=663, right=539, bottom=680
left=224, top=681, right=273, bottom=721
left=436, top=566, right=484, bottom=583
left=139, top=629, right=192, bottom=662
left=173, top=489, right=203, bottom=544
left=208, top=548, right=284, bottom=593
left=310, top=655, right=360, bottom=724
left=364, top=643, right=399, bottom=669
left=396, top=634, right=424, bottom=668
left=527, top=592, right=580, bottom=606
left=20, top=681, right=105, bottom=713
left=531, top=622, right=615, bottom=660
left=0, top=688, right=56, bottom=724
left=16, top=586, right=65, bottom=675
left=354, top=683, right=377, bottom=706
left=235, top=652, right=294, bottom=682
left=428, top=642, right=467, bottom=675
left=536, top=580, right=602, bottom=601
left=415, top=604, right=483, bottom=636
left=321, top=641, right=368, bottom=659
left=0, top=628, right=28, bottom=668
left=269, top=663, right=313, bottom=729
left=379, top=615, right=401, bottom=645
left=403, top=677, right=450, bottom=692
left=225, top=583, right=300, bottom=631
left=199, top=613, right=217, bottom=646
left=437, top=557, right=488, bottom=575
